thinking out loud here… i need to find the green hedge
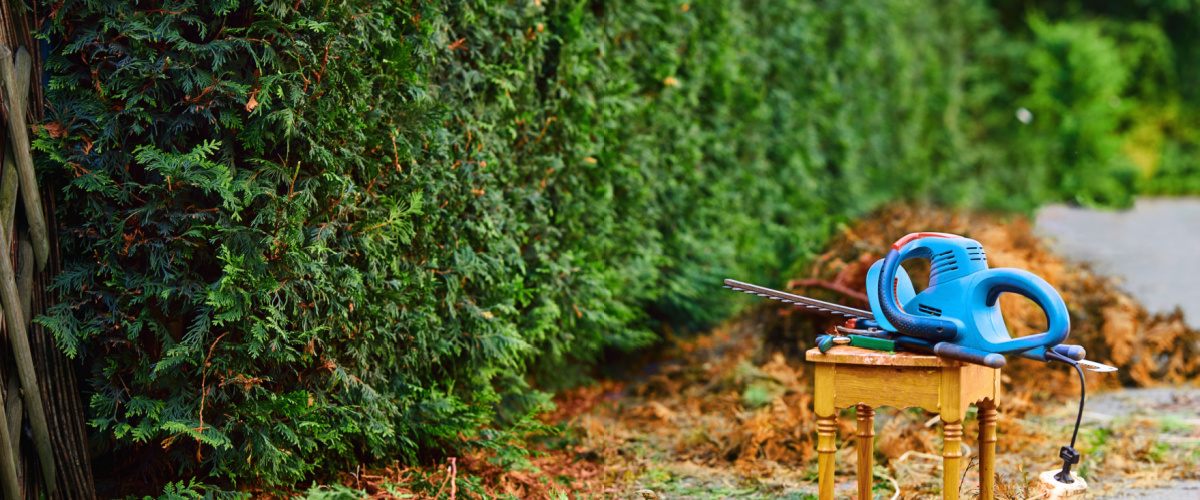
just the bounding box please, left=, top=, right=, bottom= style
left=36, top=0, right=1190, bottom=494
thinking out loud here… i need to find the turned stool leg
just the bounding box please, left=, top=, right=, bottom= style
left=856, top=404, right=875, bottom=500
left=942, top=417, right=964, bottom=500
left=978, top=400, right=998, bottom=500
left=815, top=363, right=836, bottom=500
left=818, top=414, right=838, bottom=500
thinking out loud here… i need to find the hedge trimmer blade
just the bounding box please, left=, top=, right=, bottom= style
left=724, top=279, right=874, bottom=320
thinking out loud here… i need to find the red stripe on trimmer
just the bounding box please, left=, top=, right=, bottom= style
left=891, top=232, right=962, bottom=250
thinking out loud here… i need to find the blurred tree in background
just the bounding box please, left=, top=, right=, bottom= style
left=989, top=0, right=1200, bottom=196
left=30, top=0, right=1200, bottom=495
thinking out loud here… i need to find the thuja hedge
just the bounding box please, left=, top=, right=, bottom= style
left=35, top=0, right=1174, bottom=492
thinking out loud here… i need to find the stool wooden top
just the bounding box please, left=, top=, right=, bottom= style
left=805, top=346, right=968, bottom=367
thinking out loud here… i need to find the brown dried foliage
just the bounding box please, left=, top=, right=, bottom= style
left=310, top=446, right=620, bottom=500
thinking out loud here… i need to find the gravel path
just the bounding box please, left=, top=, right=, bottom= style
left=1033, top=202, right=1200, bottom=499
left=1084, top=387, right=1200, bottom=419
left=1085, top=387, right=1200, bottom=499
left=1035, top=198, right=1200, bottom=328
left=1070, top=386, right=1200, bottom=494
left=1097, top=481, right=1200, bottom=499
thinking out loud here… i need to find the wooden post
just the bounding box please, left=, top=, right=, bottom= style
left=0, top=46, right=49, bottom=271
left=941, top=367, right=963, bottom=500
left=2, top=45, right=27, bottom=237
left=815, top=362, right=836, bottom=500
left=856, top=404, right=875, bottom=500
left=4, top=234, right=31, bottom=466
left=0, top=236, right=18, bottom=500
left=0, top=376, right=19, bottom=500
left=0, top=220, right=54, bottom=492
left=3, top=367, right=19, bottom=466
left=978, top=399, right=998, bottom=500
left=17, top=233, right=31, bottom=321
left=0, top=138, right=17, bottom=485
left=0, top=150, right=15, bottom=234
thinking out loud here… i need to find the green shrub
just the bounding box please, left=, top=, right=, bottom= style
left=41, top=0, right=467, bottom=491
left=132, top=479, right=248, bottom=500
left=36, top=0, right=1190, bottom=494
left=986, top=1, right=1200, bottom=197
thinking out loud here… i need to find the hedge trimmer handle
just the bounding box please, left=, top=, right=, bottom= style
left=877, top=233, right=960, bottom=341
left=975, top=267, right=1070, bottom=356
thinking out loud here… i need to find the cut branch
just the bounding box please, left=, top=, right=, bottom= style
left=787, top=278, right=870, bottom=304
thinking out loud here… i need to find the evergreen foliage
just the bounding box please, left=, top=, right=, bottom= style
left=41, top=0, right=463, bottom=490
left=34, top=0, right=1199, bottom=493
left=987, top=0, right=1200, bottom=197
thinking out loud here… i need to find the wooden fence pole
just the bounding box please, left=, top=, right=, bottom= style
left=0, top=150, right=15, bottom=233
left=0, top=45, right=48, bottom=271
left=0, top=220, right=53, bottom=493
left=0, top=378, right=20, bottom=500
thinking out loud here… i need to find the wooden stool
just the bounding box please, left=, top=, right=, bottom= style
left=807, top=347, right=1001, bottom=500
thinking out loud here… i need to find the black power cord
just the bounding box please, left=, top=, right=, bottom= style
left=1046, top=350, right=1086, bottom=484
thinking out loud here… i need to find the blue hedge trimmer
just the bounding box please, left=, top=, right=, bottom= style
left=725, top=232, right=1117, bottom=484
